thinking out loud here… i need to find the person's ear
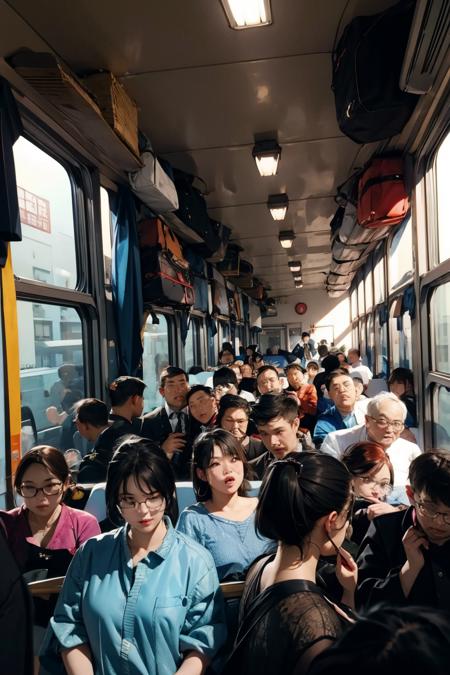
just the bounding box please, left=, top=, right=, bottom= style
left=405, top=484, right=415, bottom=504
left=322, top=511, right=338, bottom=535
left=196, top=467, right=208, bottom=483
left=292, top=417, right=300, bottom=432
left=159, top=386, right=165, bottom=397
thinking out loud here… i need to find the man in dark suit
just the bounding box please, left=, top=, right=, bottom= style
left=142, top=367, right=191, bottom=478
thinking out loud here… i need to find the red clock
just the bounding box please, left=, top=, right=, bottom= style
left=295, top=302, right=307, bottom=315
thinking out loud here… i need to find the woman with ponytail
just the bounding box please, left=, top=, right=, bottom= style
left=226, top=453, right=357, bottom=675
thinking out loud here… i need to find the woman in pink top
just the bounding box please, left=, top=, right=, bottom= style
left=0, top=445, right=100, bottom=667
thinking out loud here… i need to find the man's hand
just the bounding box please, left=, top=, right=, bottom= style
left=162, top=433, right=186, bottom=460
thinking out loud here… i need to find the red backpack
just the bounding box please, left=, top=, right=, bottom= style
left=357, top=157, right=409, bottom=228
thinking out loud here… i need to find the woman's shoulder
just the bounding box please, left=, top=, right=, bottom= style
left=62, top=504, right=98, bottom=525
left=0, top=506, right=26, bottom=532
left=173, top=527, right=217, bottom=568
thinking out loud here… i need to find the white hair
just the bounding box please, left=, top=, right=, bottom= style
left=366, top=391, right=408, bottom=421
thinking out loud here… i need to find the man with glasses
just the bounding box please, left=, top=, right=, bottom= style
left=357, top=451, right=450, bottom=608
left=313, top=370, right=368, bottom=448
left=320, top=392, right=420, bottom=494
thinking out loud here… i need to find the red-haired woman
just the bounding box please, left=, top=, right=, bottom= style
left=342, top=441, right=397, bottom=546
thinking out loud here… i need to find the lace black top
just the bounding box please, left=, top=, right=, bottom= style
left=238, top=554, right=353, bottom=675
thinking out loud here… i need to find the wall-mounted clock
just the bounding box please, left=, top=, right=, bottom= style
left=295, top=302, right=307, bottom=315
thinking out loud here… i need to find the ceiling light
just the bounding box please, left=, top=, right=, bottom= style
left=288, top=260, right=302, bottom=273
left=295, top=281, right=303, bottom=288
left=221, top=0, right=272, bottom=30
left=268, top=193, right=288, bottom=221
left=293, top=274, right=302, bottom=281
left=252, top=139, right=281, bottom=176
left=279, top=230, right=295, bottom=249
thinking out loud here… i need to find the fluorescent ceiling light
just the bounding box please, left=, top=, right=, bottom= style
left=295, top=281, right=303, bottom=288
left=279, top=230, right=295, bottom=249
left=252, top=139, right=281, bottom=176
left=293, top=274, right=302, bottom=281
left=268, top=193, right=288, bottom=221
left=288, top=260, right=302, bottom=273
left=221, top=0, right=272, bottom=30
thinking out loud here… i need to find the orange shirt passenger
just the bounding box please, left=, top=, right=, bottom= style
left=286, top=364, right=318, bottom=430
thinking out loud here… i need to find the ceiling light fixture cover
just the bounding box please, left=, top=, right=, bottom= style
left=279, top=230, right=295, bottom=248
left=295, top=281, right=304, bottom=288
left=221, top=0, right=272, bottom=30
left=293, top=274, right=302, bottom=281
left=252, top=139, right=281, bottom=176
left=288, top=260, right=302, bottom=272
left=268, top=193, right=289, bottom=221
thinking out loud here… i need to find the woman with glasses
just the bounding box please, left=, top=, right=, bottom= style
left=42, top=436, right=226, bottom=675
left=0, top=445, right=100, bottom=669
left=341, top=441, right=397, bottom=547
left=225, top=453, right=357, bottom=675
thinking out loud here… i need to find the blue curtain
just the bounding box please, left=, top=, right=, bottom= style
left=402, top=285, right=416, bottom=319
left=378, top=305, right=388, bottom=327
left=111, top=187, right=143, bottom=376
left=0, top=77, right=23, bottom=267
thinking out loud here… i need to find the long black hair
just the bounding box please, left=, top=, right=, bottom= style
left=256, top=452, right=352, bottom=557
left=105, top=435, right=178, bottom=525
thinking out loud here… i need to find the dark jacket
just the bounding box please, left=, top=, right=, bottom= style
left=356, top=506, right=450, bottom=609
left=77, top=416, right=138, bottom=483
left=141, top=406, right=194, bottom=480
left=0, top=528, right=33, bottom=674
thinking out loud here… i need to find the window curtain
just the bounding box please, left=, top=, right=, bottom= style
left=0, top=77, right=23, bottom=267
left=111, top=187, right=143, bottom=376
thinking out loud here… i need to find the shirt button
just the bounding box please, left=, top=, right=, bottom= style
left=182, top=597, right=188, bottom=607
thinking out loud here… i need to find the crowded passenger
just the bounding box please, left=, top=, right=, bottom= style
left=0, top=446, right=100, bottom=669
left=218, top=348, right=235, bottom=366
left=285, top=363, right=317, bottom=432
left=341, top=441, right=396, bottom=546
left=306, top=360, right=320, bottom=384
left=226, top=454, right=356, bottom=675
left=357, top=450, right=450, bottom=608
left=187, top=385, right=218, bottom=433
left=239, top=363, right=257, bottom=396
left=309, top=605, right=450, bottom=675
left=249, top=393, right=314, bottom=478
left=292, top=331, right=318, bottom=367
left=313, top=370, right=368, bottom=448
left=388, top=367, right=418, bottom=427
left=320, top=392, right=421, bottom=492
left=109, top=375, right=146, bottom=427
left=141, top=366, right=191, bottom=479
left=76, top=398, right=121, bottom=483
left=177, top=429, right=273, bottom=581
left=42, top=436, right=227, bottom=675
left=350, top=373, right=367, bottom=400
left=348, top=348, right=373, bottom=384
left=312, top=353, right=340, bottom=404
left=256, top=365, right=283, bottom=396
left=217, top=395, right=264, bottom=461
left=213, top=367, right=255, bottom=403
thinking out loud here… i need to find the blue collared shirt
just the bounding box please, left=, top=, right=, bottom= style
left=313, top=405, right=358, bottom=447
left=42, top=518, right=227, bottom=675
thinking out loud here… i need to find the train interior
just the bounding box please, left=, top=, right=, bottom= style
left=0, top=0, right=449, bottom=509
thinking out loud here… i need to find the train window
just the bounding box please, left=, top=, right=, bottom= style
left=367, top=313, right=375, bottom=371
left=436, top=131, right=450, bottom=263
left=357, top=277, right=365, bottom=317
left=375, top=320, right=388, bottom=379
left=184, top=318, right=200, bottom=372
left=17, top=300, right=85, bottom=450
left=432, top=385, right=450, bottom=450
left=389, top=303, right=412, bottom=368
left=374, top=249, right=385, bottom=304
left=389, top=216, right=413, bottom=291
left=11, top=137, right=77, bottom=289
left=207, top=320, right=218, bottom=367
left=100, top=187, right=113, bottom=285
left=359, top=318, right=367, bottom=361
left=351, top=287, right=358, bottom=318
left=142, top=313, right=171, bottom=411
left=430, top=282, right=450, bottom=373
left=365, top=266, right=373, bottom=311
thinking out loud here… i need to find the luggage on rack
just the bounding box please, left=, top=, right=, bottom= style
left=173, top=169, right=223, bottom=255
left=184, top=247, right=208, bottom=312
left=209, top=266, right=229, bottom=316
left=246, top=280, right=265, bottom=301
left=138, top=218, right=194, bottom=306
left=339, top=202, right=391, bottom=245
left=357, top=156, right=410, bottom=228
left=193, top=219, right=231, bottom=261
left=332, top=0, right=419, bottom=143
left=217, top=243, right=242, bottom=276
left=129, top=151, right=179, bottom=213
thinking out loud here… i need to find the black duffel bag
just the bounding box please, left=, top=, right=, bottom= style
left=332, top=0, right=419, bottom=143
left=173, top=168, right=222, bottom=254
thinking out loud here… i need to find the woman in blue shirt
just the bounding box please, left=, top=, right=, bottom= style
left=177, top=429, right=274, bottom=581
left=42, top=436, right=227, bottom=675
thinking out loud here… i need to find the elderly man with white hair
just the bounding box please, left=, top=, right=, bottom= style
left=320, top=392, right=421, bottom=492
